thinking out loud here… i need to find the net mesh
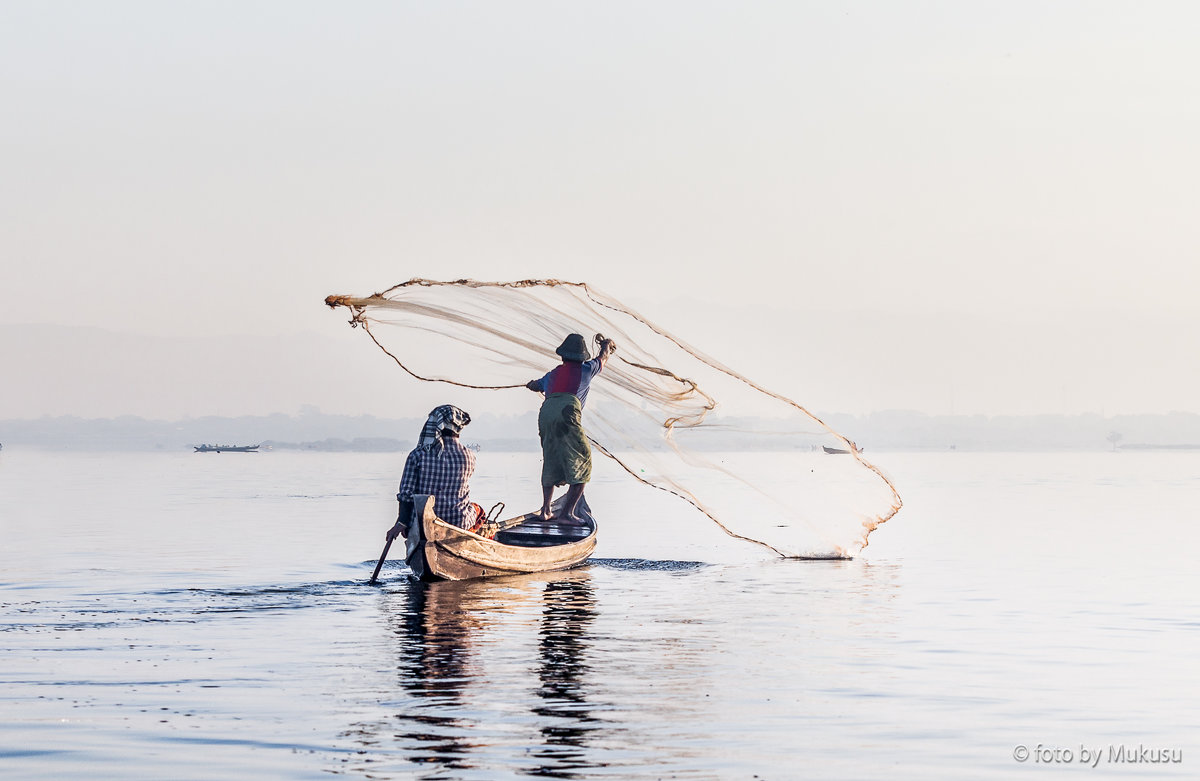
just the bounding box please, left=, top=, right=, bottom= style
left=326, top=278, right=901, bottom=558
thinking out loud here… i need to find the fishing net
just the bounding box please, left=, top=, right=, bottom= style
left=326, top=279, right=901, bottom=558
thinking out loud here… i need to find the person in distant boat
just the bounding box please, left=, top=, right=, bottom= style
left=526, top=333, right=616, bottom=522
left=387, top=405, right=486, bottom=541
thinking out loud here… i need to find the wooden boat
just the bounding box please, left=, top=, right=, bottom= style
left=194, top=444, right=260, bottom=453
left=403, top=493, right=596, bottom=581
left=822, top=445, right=850, bottom=455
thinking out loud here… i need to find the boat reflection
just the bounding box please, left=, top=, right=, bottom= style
left=359, top=569, right=601, bottom=777
left=529, top=574, right=600, bottom=775
left=385, top=576, right=486, bottom=771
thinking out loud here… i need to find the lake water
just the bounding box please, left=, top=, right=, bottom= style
left=1, top=449, right=1197, bottom=779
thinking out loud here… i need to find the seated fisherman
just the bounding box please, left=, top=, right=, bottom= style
left=387, top=405, right=486, bottom=541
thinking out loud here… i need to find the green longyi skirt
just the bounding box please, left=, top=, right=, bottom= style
left=538, top=393, right=592, bottom=487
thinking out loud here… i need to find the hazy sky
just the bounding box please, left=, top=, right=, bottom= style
left=3, top=2, right=1199, bottom=417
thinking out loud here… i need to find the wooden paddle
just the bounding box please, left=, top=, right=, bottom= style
left=368, top=537, right=394, bottom=585
left=370, top=500, right=413, bottom=585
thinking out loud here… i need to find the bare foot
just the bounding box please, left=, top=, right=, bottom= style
left=533, top=508, right=554, bottom=521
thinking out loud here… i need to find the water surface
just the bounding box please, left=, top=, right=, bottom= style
left=2, top=450, right=1197, bottom=778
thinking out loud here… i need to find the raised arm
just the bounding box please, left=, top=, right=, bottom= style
left=596, top=336, right=617, bottom=367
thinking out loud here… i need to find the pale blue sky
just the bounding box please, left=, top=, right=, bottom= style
left=3, top=2, right=1198, bottom=416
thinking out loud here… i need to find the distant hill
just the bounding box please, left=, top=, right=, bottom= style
left=0, top=410, right=536, bottom=452
left=824, top=410, right=1200, bottom=452
left=0, top=323, right=478, bottom=420
left=4, top=410, right=1200, bottom=452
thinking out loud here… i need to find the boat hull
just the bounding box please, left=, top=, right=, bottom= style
left=404, top=494, right=596, bottom=582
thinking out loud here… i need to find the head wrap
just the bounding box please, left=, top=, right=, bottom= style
left=555, top=333, right=591, bottom=362
left=416, top=405, right=471, bottom=454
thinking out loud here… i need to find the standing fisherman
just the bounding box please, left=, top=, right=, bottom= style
left=526, top=333, right=616, bottom=522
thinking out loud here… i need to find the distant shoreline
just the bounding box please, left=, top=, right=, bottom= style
left=4, top=410, right=1200, bottom=453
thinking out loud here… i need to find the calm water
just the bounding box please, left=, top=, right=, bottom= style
left=1, top=449, right=1197, bottom=779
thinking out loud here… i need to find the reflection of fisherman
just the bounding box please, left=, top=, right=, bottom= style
left=376, top=573, right=597, bottom=773
left=526, top=333, right=616, bottom=522
left=388, top=405, right=486, bottom=541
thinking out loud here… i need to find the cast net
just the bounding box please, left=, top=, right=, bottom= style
left=326, top=279, right=900, bottom=558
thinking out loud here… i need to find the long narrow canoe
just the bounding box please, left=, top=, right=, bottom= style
left=404, top=493, right=596, bottom=581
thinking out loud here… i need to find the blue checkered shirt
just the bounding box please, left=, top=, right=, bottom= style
left=397, top=438, right=476, bottom=528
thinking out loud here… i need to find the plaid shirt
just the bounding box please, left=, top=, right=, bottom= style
left=397, top=437, right=476, bottom=528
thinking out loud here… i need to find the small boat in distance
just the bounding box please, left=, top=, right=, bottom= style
left=402, top=493, right=596, bottom=581
left=822, top=441, right=861, bottom=455
left=194, top=444, right=260, bottom=453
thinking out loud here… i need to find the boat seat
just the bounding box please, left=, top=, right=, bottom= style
left=493, top=518, right=593, bottom=547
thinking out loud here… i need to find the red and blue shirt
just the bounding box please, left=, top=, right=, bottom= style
left=532, top=358, right=604, bottom=408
